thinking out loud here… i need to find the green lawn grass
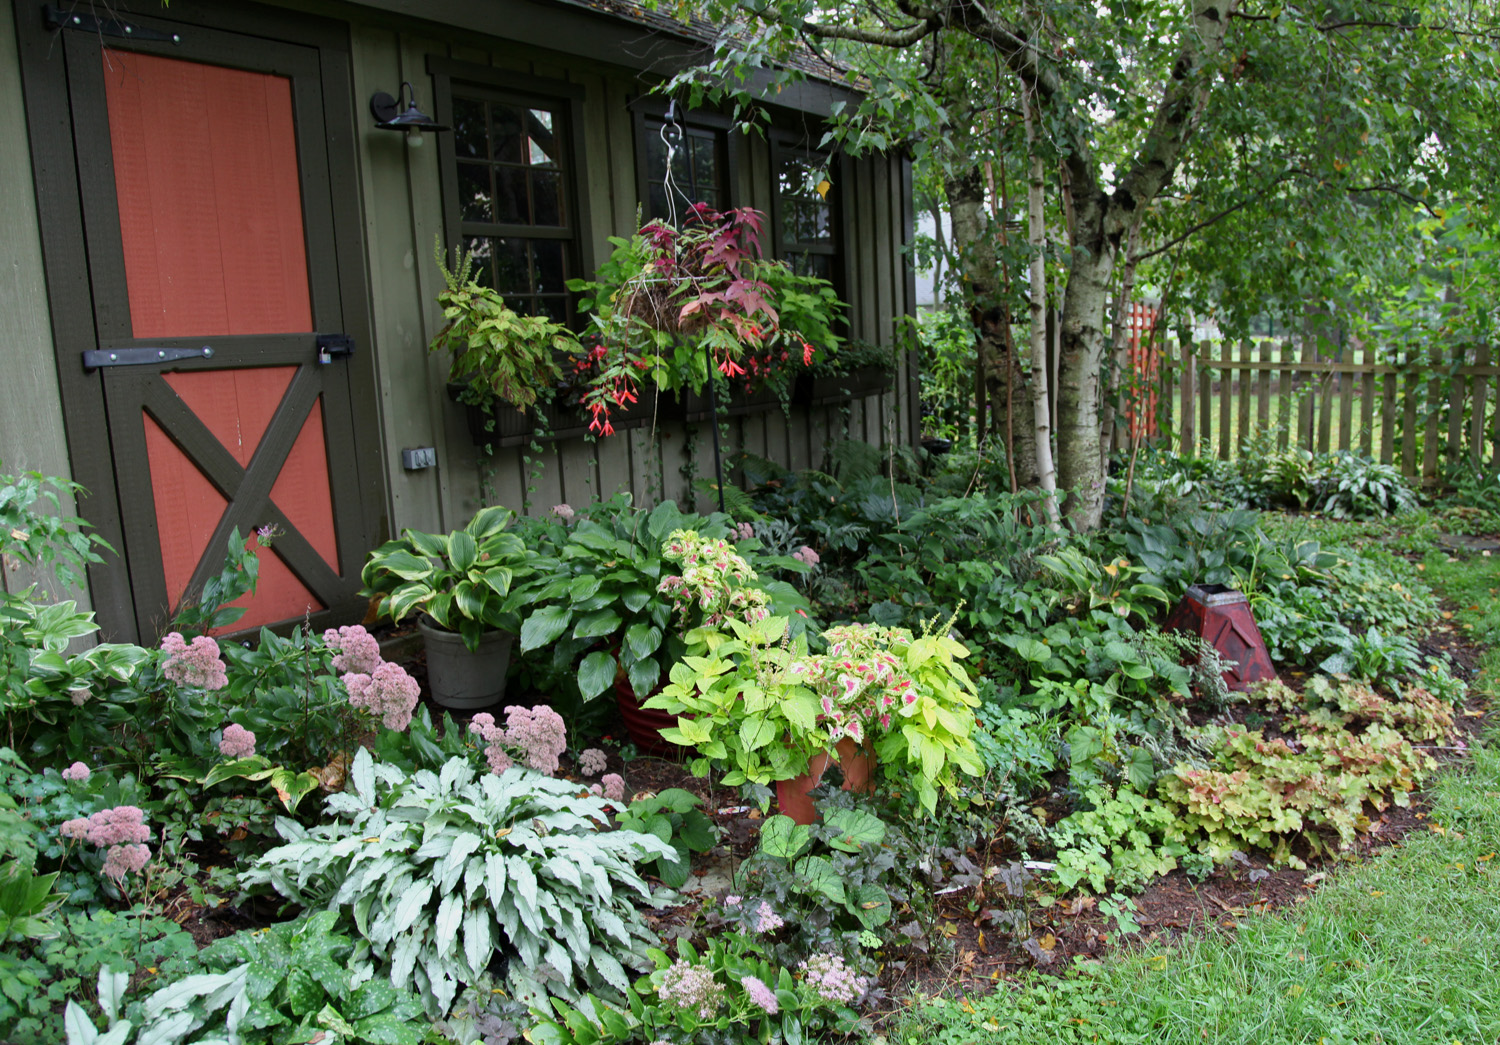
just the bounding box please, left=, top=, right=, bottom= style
left=893, top=545, right=1500, bottom=1045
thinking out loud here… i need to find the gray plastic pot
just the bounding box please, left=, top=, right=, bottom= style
left=417, top=616, right=514, bottom=709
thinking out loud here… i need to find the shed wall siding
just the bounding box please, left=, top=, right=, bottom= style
left=0, top=0, right=93, bottom=608
left=349, top=25, right=916, bottom=537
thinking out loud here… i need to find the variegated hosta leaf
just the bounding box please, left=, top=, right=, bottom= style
left=241, top=753, right=678, bottom=1017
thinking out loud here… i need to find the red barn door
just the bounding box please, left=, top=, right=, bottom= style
left=60, top=23, right=374, bottom=639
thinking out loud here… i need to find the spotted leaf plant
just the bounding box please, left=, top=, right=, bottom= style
left=239, top=748, right=675, bottom=1016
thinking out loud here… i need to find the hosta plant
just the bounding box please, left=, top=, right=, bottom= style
left=240, top=749, right=674, bottom=1015
left=359, top=506, right=549, bottom=651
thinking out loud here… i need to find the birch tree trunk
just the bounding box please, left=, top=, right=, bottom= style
left=945, top=168, right=1037, bottom=486
left=1020, top=89, right=1061, bottom=528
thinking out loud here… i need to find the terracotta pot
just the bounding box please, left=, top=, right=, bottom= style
left=775, top=736, right=875, bottom=825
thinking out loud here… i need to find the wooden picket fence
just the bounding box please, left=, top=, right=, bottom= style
left=1119, top=338, right=1500, bottom=484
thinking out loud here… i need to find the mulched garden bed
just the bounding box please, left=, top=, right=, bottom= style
left=166, top=604, right=1488, bottom=1008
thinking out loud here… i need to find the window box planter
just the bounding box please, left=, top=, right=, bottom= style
left=794, top=365, right=893, bottom=407
left=452, top=384, right=664, bottom=448
left=665, top=384, right=788, bottom=423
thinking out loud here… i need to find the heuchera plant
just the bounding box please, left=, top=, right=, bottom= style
left=567, top=204, right=843, bottom=435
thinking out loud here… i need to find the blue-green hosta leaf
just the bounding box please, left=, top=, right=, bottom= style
left=521, top=605, right=572, bottom=651
left=577, top=651, right=617, bottom=701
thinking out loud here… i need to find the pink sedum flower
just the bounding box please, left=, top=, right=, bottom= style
left=102, top=842, right=151, bottom=881
left=62, top=762, right=91, bottom=782
left=324, top=625, right=382, bottom=675
left=579, top=747, right=609, bottom=776
left=343, top=662, right=420, bottom=731
left=160, top=632, right=228, bottom=691
left=601, top=773, right=625, bottom=802
left=742, top=975, right=779, bottom=1015
left=219, top=723, right=257, bottom=759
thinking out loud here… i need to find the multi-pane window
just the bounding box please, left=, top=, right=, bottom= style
left=450, top=93, right=573, bottom=322
left=642, top=120, right=725, bottom=222
left=776, top=150, right=837, bottom=283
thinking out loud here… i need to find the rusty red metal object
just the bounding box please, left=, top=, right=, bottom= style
left=1164, top=584, right=1277, bottom=692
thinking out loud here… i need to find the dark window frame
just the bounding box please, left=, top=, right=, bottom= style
left=429, top=57, right=593, bottom=323
left=630, top=101, right=741, bottom=224
left=769, top=134, right=845, bottom=301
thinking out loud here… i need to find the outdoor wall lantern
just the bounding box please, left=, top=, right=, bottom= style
left=369, top=82, right=448, bottom=147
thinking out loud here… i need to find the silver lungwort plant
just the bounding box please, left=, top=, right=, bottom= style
left=240, top=749, right=675, bottom=1015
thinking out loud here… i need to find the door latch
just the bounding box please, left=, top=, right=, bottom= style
left=316, top=334, right=355, bottom=365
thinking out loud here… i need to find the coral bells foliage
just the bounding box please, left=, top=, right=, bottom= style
left=468, top=705, right=568, bottom=775
left=219, top=722, right=257, bottom=759
left=343, top=662, right=420, bottom=731
left=658, top=529, right=770, bottom=629
left=60, top=806, right=152, bottom=883
left=324, top=624, right=382, bottom=675
left=159, top=631, right=228, bottom=690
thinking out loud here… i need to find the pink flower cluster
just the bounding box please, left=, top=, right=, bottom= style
left=344, top=662, right=420, bottom=731
left=62, top=761, right=91, bottom=782
left=551, top=503, right=576, bottom=522
left=579, top=747, right=609, bottom=776
left=741, top=975, right=778, bottom=1015
left=60, top=805, right=152, bottom=883
left=797, top=624, right=919, bottom=745
left=160, top=632, right=228, bottom=691
left=324, top=625, right=382, bottom=675
left=792, top=545, right=820, bottom=566
left=798, top=953, right=868, bottom=1005
left=658, top=960, right=724, bottom=1019
left=468, top=705, right=568, bottom=775
left=658, top=529, right=770, bottom=629
left=219, top=722, right=257, bottom=758
left=735, top=522, right=755, bottom=542
left=751, top=900, right=784, bottom=933
left=601, top=772, right=625, bottom=801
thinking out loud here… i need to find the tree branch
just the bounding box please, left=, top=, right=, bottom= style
left=800, top=16, right=941, bottom=46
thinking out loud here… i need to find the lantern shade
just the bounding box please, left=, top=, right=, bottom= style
left=1164, top=584, right=1277, bottom=692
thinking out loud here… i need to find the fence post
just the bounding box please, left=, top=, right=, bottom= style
left=1237, top=340, right=1251, bottom=457
left=1423, top=343, right=1442, bottom=485
left=1279, top=340, right=1296, bottom=450
left=1447, top=346, right=1467, bottom=476
left=1473, top=344, right=1491, bottom=470
left=1178, top=342, right=1194, bottom=453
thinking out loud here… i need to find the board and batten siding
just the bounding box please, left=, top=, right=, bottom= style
left=0, top=0, right=94, bottom=609
left=348, top=25, right=918, bottom=540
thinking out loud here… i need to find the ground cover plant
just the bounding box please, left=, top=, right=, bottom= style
left=5, top=448, right=1495, bottom=1044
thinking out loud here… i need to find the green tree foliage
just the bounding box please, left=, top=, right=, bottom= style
left=651, top=0, right=1500, bottom=527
